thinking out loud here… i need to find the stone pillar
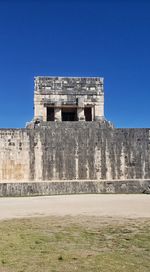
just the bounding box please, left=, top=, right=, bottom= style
left=77, top=97, right=85, bottom=121
left=54, top=101, right=62, bottom=121
left=92, top=106, right=94, bottom=121
left=54, top=108, right=61, bottom=121
left=95, top=104, right=101, bottom=121
left=34, top=103, right=44, bottom=121
left=43, top=106, right=47, bottom=122
left=77, top=108, right=85, bottom=121
left=94, top=94, right=104, bottom=121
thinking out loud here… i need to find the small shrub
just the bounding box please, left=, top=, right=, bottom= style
left=58, top=255, right=63, bottom=261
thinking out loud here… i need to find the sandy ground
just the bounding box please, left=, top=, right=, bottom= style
left=0, top=194, right=150, bottom=220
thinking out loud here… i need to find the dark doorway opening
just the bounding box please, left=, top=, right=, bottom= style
left=84, top=107, right=92, bottom=121
left=47, top=107, right=54, bottom=121
left=62, top=107, right=77, bottom=121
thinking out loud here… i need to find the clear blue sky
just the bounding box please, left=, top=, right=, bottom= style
left=0, top=0, right=150, bottom=128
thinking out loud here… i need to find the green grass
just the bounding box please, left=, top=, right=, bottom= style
left=0, top=216, right=149, bottom=272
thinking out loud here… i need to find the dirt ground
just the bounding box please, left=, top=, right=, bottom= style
left=0, top=194, right=150, bottom=220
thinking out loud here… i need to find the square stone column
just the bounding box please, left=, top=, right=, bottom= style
left=92, top=106, right=94, bottom=121
left=54, top=108, right=61, bottom=121
left=43, top=106, right=47, bottom=122
left=94, top=94, right=104, bottom=121
left=54, top=101, right=62, bottom=121
left=77, top=97, right=85, bottom=121
left=77, top=108, right=85, bottom=121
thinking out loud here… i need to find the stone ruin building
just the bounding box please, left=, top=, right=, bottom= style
left=0, top=76, right=150, bottom=196
left=33, top=76, right=104, bottom=123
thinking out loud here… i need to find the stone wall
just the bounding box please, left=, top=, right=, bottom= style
left=0, top=180, right=150, bottom=197
left=0, top=122, right=150, bottom=182
left=0, top=129, right=30, bottom=181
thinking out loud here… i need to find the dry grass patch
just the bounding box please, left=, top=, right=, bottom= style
left=0, top=216, right=149, bottom=272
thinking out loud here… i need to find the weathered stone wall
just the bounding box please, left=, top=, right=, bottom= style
left=0, top=180, right=150, bottom=197
left=0, top=123, right=150, bottom=182
left=0, top=129, right=30, bottom=181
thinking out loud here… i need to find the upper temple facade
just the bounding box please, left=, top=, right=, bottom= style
left=34, top=76, right=104, bottom=122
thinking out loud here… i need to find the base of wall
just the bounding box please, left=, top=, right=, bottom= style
left=0, top=180, right=150, bottom=197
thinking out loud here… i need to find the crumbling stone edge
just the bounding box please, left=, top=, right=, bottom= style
left=0, top=180, right=150, bottom=197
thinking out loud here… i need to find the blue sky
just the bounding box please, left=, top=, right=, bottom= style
left=0, top=0, right=150, bottom=128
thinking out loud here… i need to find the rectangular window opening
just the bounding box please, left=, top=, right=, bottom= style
left=62, top=107, right=77, bottom=121
left=47, top=107, right=54, bottom=121
left=84, top=107, right=92, bottom=121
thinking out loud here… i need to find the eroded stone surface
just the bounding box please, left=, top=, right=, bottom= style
left=0, top=124, right=150, bottom=183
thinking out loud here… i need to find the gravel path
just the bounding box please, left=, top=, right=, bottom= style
left=0, top=194, right=150, bottom=220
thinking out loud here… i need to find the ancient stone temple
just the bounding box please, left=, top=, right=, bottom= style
left=0, top=75, right=150, bottom=196
left=34, top=76, right=104, bottom=122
